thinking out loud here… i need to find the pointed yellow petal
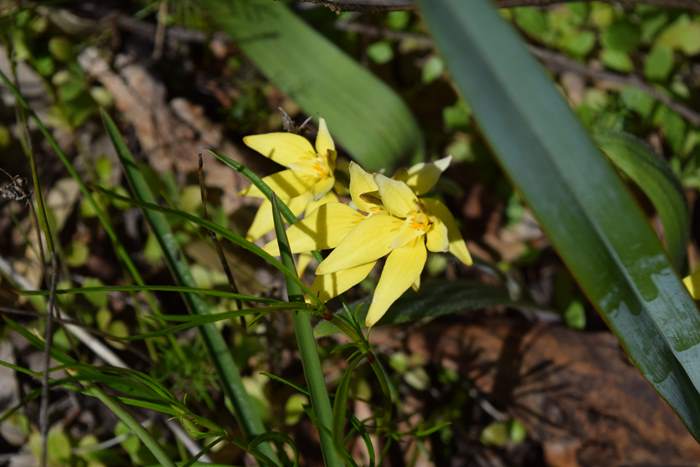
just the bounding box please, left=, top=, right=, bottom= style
left=316, top=214, right=404, bottom=274
left=305, top=191, right=337, bottom=214
left=374, top=174, right=418, bottom=218
left=394, top=156, right=452, bottom=195
left=246, top=193, right=311, bottom=241
left=423, top=198, right=472, bottom=265
left=246, top=199, right=274, bottom=241
left=241, top=169, right=312, bottom=199
left=311, top=262, right=376, bottom=302
left=365, top=239, right=427, bottom=327
left=348, top=162, right=382, bottom=213
left=243, top=133, right=315, bottom=168
left=684, top=270, right=700, bottom=299
left=311, top=176, right=335, bottom=200
left=315, top=118, right=335, bottom=159
left=411, top=274, right=421, bottom=292
left=263, top=202, right=365, bottom=255
left=296, top=253, right=313, bottom=277
left=425, top=217, right=449, bottom=252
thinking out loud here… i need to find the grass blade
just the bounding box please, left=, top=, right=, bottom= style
left=201, top=0, right=423, bottom=170
left=419, top=0, right=700, bottom=438
left=101, top=110, right=279, bottom=462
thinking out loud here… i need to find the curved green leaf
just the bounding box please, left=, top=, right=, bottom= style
left=419, top=0, right=700, bottom=438
left=595, top=130, right=689, bottom=272
left=379, top=280, right=526, bottom=325
left=201, top=0, right=423, bottom=170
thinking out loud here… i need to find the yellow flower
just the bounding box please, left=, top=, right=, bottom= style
left=241, top=118, right=337, bottom=240
left=264, top=156, right=472, bottom=327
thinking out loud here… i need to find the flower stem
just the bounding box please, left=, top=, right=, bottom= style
left=271, top=195, right=343, bottom=467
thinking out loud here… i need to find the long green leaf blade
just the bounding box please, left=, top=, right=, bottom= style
left=201, top=0, right=423, bottom=170
left=419, top=0, right=700, bottom=437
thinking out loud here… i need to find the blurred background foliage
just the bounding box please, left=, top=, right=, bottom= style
left=1, top=0, right=700, bottom=466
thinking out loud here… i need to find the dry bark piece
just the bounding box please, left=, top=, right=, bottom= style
left=374, top=318, right=700, bottom=467
left=78, top=47, right=250, bottom=214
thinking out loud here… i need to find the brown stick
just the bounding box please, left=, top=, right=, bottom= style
left=302, top=0, right=700, bottom=12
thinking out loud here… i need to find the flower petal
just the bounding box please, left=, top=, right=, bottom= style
left=375, top=174, right=418, bottom=218
left=263, top=202, right=365, bottom=255
left=246, top=192, right=311, bottom=241
left=311, top=261, right=376, bottom=302
left=425, top=217, right=449, bottom=252
left=311, top=176, right=335, bottom=200
left=316, top=214, right=404, bottom=274
left=305, top=191, right=337, bottom=214
left=296, top=253, right=313, bottom=277
left=243, top=133, right=315, bottom=168
left=394, top=156, right=452, bottom=195
left=365, top=238, right=427, bottom=327
left=684, top=270, right=700, bottom=299
left=348, top=162, right=381, bottom=213
left=241, top=169, right=312, bottom=199
left=422, top=198, right=472, bottom=265
left=246, top=199, right=274, bottom=241
left=315, top=118, right=335, bottom=159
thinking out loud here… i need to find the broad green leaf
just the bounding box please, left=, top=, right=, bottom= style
left=201, top=0, right=423, bottom=170
left=595, top=130, right=689, bottom=272
left=419, top=0, right=700, bottom=438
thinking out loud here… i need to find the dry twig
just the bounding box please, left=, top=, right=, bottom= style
left=302, top=0, right=700, bottom=12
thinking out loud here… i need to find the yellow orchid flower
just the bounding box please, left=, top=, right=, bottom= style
left=316, top=164, right=472, bottom=327
left=241, top=118, right=338, bottom=240
left=264, top=156, right=472, bottom=327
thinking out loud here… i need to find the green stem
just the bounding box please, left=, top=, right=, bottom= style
left=271, top=196, right=343, bottom=467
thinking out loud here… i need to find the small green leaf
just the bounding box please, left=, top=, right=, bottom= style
left=96, top=308, right=111, bottom=331
left=644, top=45, right=674, bottom=81
left=600, top=48, right=633, bottom=72
left=82, top=278, right=108, bottom=308
left=658, top=16, right=700, bottom=56
left=65, top=240, right=89, bottom=267
left=563, top=300, right=586, bottom=330
left=480, top=421, right=509, bottom=446
left=602, top=20, right=641, bottom=52
left=508, top=419, right=527, bottom=444
left=48, top=37, right=73, bottom=62
left=443, top=100, right=471, bottom=130
left=0, top=125, right=11, bottom=148
left=32, top=55, right=54, bottom=77
left=620, top=86, right=655, bottom=118
left=367, top=41, right=394, bottom=64
left=654, top=105, right=687, bottom=154
left=559, top=30, right=595, bottom=57
left=285, top=394, right=308, bottom=425
left=387, top=11, right=410, bottom=30
left=422, top=55, right=444, bottom=83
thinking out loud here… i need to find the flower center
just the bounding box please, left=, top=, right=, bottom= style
left=408, top=211, right=431, bottom=233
